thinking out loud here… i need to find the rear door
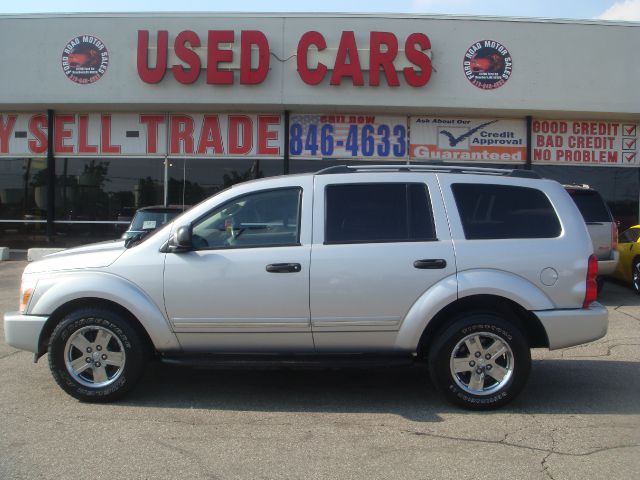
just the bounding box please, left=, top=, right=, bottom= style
left=309, top=173, right=456, bottom=352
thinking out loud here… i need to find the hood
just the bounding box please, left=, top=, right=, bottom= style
left=25, top=240, right=126, bottom=274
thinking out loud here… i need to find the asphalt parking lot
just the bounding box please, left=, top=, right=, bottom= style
left=1, top=257, right=639, bottom=480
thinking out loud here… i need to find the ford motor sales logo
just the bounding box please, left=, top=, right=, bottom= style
left=463, top=40, right=512, bottom=90
left=61, top=35, right=109, bottom=84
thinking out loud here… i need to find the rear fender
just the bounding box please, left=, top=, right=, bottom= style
left=395, top=269, right=554, bottom=351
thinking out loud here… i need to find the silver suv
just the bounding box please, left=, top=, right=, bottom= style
left=4, top=165, right=608, bottom=410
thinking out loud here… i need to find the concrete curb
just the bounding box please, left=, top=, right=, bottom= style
left=27, top=248, right=66, bottom=262
left=0, top=247, right=9, bottom=261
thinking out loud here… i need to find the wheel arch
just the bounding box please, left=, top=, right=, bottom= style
left=29, top=273, right=181, bottom=360
left=416, top=294, right=549, bottom=359
left=36, top=298, right=156, bottom=361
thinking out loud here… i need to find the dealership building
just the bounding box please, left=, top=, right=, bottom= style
left=0, top=12, right=638, bottom=248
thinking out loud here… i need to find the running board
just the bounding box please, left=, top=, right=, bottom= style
left=160, top=354, right=416, bottom=369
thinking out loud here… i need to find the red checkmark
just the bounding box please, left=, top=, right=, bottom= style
left=623, top=138, right=638, bottom=149
left=623, top=124, right=637, bottom=135
left=623, top=152, right=637, bottom=163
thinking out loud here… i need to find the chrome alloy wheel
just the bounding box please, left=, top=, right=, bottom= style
left=449, top=332, right=514, bottom=396
left=633, top=262, right=640, bottom=293
left=63, top=326, right=126, bottom=388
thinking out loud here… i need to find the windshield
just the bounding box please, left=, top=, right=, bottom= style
left=130, top=210, right=181, bottom=231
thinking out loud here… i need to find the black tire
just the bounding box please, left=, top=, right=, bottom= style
left=48, top=307, right=147, bottom=402
left=428, top=313, right=531, bottom=410
left=632, top=259, right=640, bottom=295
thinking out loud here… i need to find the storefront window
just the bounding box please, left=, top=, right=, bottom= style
left=167, top=158, right=283, bottom=206
left=0, top=158, right=48, bottom=248
left=532, top=165, right=640, bottom=231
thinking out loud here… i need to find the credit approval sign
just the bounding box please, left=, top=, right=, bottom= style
left=409, top=117, right=526, bottom=163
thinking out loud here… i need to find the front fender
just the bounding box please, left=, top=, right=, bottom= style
left=28, top=271, right=181, bottom=352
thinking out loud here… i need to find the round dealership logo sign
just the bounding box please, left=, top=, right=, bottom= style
left=463, top=40, right=512, bottom=90
left=61, top=35, right=109, bottom=84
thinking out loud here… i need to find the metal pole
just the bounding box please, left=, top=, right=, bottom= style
left=283, top=110, right=290, bottom=175
left=46, top=109, right=55, bottom=242
left=525, top=115, right=533, bottom=171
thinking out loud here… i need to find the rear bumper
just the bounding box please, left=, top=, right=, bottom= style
left=3, top=311, right=48, bottom=353
left=598, top=250, right=619, bottom=276
left=534, top=302, right=608, bottom=350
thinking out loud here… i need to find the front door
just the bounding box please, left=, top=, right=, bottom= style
left=163, top=181, right=314, bottom=352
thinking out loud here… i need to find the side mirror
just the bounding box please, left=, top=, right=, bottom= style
left=167, top=225, right=193, bottom=253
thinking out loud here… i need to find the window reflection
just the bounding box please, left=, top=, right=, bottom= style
left=167, top=158, right=283, bottom=206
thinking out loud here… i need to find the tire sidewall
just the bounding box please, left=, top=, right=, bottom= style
left=429, top=314, right=531, bottom=410
left=49, top=309, right=144, bottom=402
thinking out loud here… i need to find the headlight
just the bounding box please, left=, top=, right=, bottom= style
left=19, top=278, right=38, bottom=313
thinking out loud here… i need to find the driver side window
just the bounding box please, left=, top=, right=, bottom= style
left=191, top=188, right=302, bottom=249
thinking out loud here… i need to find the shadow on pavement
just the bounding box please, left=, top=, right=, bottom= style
left=120, top=358, right=640, bottom=421
left=599, top=278, right=640, bottom=306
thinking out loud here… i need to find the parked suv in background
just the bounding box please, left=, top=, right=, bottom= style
left=121, top=205, right=189, bottom=240
left=4, top=166, right=608, bottom=410
left=564, top=184, right=619, bottom=291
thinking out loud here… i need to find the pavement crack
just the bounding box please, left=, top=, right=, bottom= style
left=153, top=439, right=221, bottom=480
left=613, top=306, right=640, bottom=322
left=401, top=428, right=640, bottom=459
left=0, top=350, right=21, bottom=360
left=541, top=427, right=558, bottom=479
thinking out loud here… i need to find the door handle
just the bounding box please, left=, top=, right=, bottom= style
left=266, top=263, right=302, bottom=273
left=413, top=259, right=447, bottom=269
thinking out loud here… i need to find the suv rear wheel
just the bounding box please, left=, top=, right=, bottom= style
left=48, top=308, right=146, bottom=402
left=428, top=313, right=531, bottom=410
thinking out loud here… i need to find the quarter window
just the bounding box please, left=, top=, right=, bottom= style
left=325, top=183, right=436, bottom=244
left=191, top=188, right=302, bottom=249
left=452, top=183, right=561, bottom=239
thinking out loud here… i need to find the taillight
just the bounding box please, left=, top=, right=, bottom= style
left=583, top=254, right=598, bottom=309
left=612, top=222, right=618, bottom=250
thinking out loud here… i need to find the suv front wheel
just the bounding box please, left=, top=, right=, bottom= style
left=48, top=307, right=147, bottom=402
left=428, top=313, right=531, bottom=410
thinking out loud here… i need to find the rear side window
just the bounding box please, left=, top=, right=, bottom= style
left=452, top=183, right=561, bottom=239
left=565, top=189, right=612, bottom=223
left=325, top=183, right=436, bottom=243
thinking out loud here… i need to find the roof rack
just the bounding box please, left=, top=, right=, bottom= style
left=315, top=164, right=541, bottom=179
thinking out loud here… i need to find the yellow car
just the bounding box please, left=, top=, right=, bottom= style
left=612, top=225, right=640, bottom=293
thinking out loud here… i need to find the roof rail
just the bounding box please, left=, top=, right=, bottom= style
left=315, top=164, right=541, bottom=179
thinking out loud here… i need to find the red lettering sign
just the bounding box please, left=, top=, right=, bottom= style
left=28, top=114, right=47, bottom=154
left=172, top=30, right=201, bottom=84
left=78, top=114, right=98, bottom=154
left=297, top=31, right=328, bottom=85
left=0, top=114, right=17, bottom=154
left=197, top=115, right=224, bottom=154
left=228, top=115, right=252, bottom=154
left=55, top=114, right=74, bottom=154
left=257, top=115, right=280, bottom=155
left=101, top=114, right=121, bottom=154
left=170, top=115, right=195, bottom=154
left=207, top=30, right=234, bottom=85
left=140, top=115, right=165, bottom=154
left=240, top=30, right=269, bottom=85
left=137, top=30, right=168, bottom=84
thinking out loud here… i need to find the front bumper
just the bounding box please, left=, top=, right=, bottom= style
left=534, top=302, right=608, bottom=350
left=3, top=311, right=48, bottom=353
